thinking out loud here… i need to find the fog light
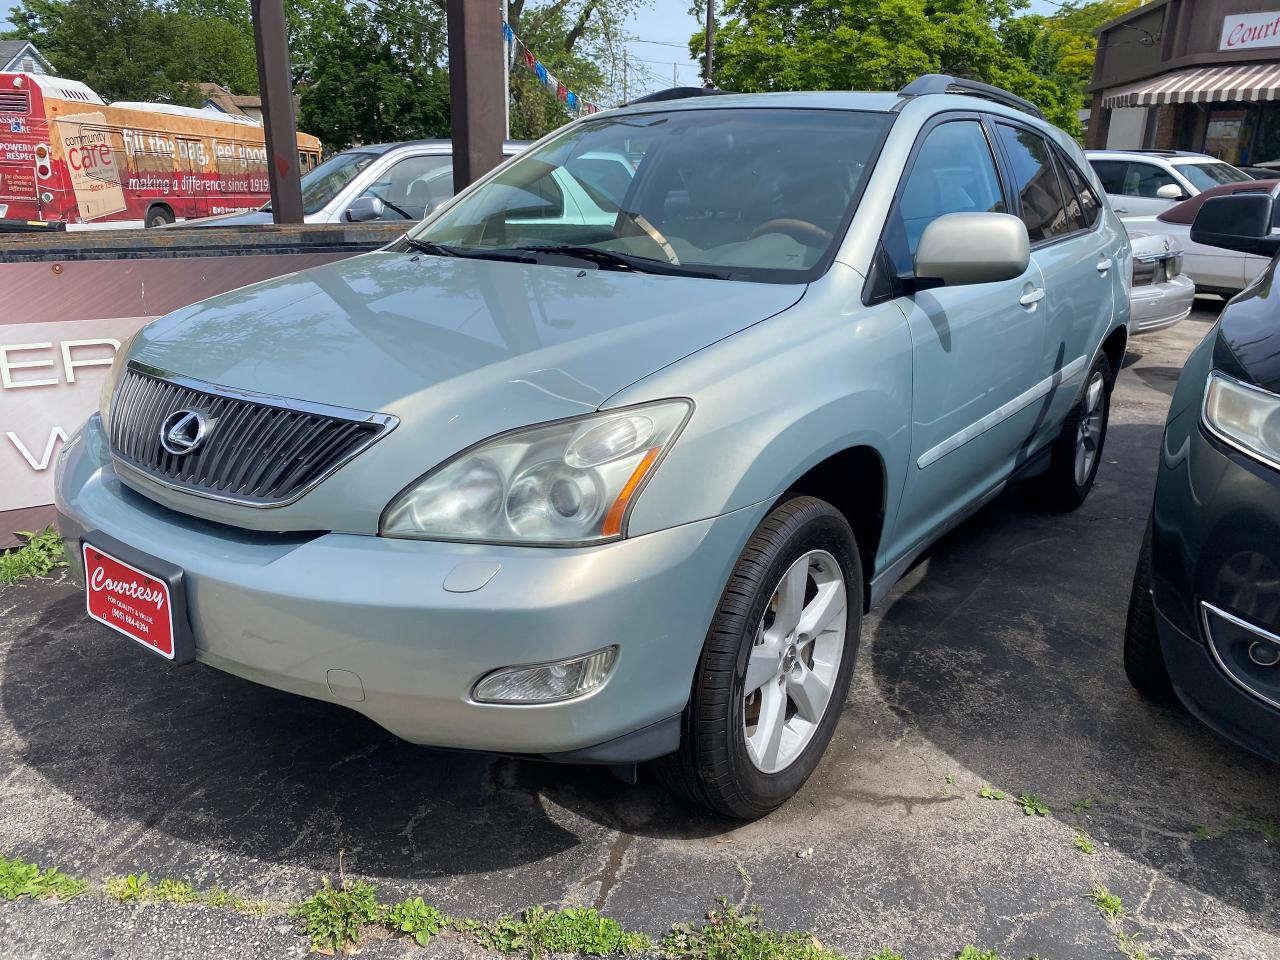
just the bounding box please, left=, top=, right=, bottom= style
left=473, top=647, right=617, bottom=704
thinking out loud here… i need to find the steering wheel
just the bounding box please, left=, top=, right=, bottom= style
left=619, top=212, right=681, bottom=265
left=749, top=218, right=833, bottom=246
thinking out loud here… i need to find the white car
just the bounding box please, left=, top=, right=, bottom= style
left=1122, top=180, right=1278, bottom=295
left=1087, top=149, right=1253, bottom=217
left=1127, top=233, right=1194, bottom=334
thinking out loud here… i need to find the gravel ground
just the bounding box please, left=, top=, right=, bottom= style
left=1, top=298, right=1277, bottom=960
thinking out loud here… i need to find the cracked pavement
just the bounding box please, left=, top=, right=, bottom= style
left=1, top=300, right=1278, bottom=959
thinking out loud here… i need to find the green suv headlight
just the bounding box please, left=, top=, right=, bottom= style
left=380, top=400, right=691, bottom=544
left=1203, top=372, right=1280, bottom=470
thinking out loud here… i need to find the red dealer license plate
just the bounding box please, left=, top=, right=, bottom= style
left=83, top=542, right=178, bottom=660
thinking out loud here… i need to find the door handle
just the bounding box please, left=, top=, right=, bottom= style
left=1019, top=288, right=1045, bottom=307
left=1113, top=207, right=1128, bottom=214
left=1096, top=258, right=1113, bottom=274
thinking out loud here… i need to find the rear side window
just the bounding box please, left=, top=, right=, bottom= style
left=897, top=120, right=1006, bottom=256
left=1090, top=159, right=1127, bottom=195
left=996, top=124, right=1072, bottom=243
left=1058, top=156, right=1102, bottom=229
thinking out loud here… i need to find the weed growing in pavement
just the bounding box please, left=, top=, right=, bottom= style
left=203, top=886, right=268, bottom=914
left=0, top=527, right=66, bottom=583
left=1091, top=885, right=1124, bottom=921
left=1072, top=797, right=1096, bottom=816
left=1017, top=793, right=1050, bottom=817
left=954, top=947, right=1001, bottom=959
left=1072, top=831, right=1097, bottom=855
left=865, top=950, right=905, bottom=960
left=153, top=879, right=199, bottom=904
left=978, top=786, right=1006, bottom=800
left=475, top=906, right=650, bottom=956
left=105, top=873, right=153, bottom=903
left=664, top=899, right=844, bottom=960
left=0, top=855, right=86, bottom=900
left=290, top=876, right=381, bottom=954
left=384, top=896, right=450, bottom=947
left=1262, top=816, right=1280, bottom=839
left=1114, top=930, right=1152, bottom=960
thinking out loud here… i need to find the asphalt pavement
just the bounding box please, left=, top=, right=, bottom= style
left=1, top=298, right=1277, bottom=960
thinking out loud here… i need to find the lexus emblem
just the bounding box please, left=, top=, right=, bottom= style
left=160, top=409, right=210, bottom=455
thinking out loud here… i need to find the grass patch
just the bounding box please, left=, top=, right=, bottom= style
left=203, top=886, right=268, bottom=914
left=1091, top=885, right=1123, bottom=921
left=0, top=527, right=66, bottom=584
left=0, top=854, right=87, bottom=901
left=1115, top=930, right=1152, bottom=960
left=385, top=896, right=449, bottom=947
left=290, top=876, right=380, bottom=954
left=664, top=900, right=841, bottom=960
left=1072, top=831, right=1096, bottom=855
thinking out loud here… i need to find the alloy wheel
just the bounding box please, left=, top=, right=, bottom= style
left=1074, top=372, right=1106, bottom=487
left=743, top=549, right=847, bottom=774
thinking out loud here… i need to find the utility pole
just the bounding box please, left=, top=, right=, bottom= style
left=251, top=0, right=303, bottom=223
left=704, top=0, right=714, bottom=87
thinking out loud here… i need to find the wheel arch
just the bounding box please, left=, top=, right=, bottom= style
left=774, top=444, right=887, bottom=612
left=144, top=202, right=174, bottom=226
left=1099, top=323, right=1128, bottom=387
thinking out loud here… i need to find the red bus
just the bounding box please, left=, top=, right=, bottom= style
left=0, top=72, right=321, bottom=230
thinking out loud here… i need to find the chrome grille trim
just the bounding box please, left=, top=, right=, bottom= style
left=109, top=361, right=398, bottom=508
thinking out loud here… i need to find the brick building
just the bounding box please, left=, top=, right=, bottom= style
left=1088, top=1, right=1280, bottom=164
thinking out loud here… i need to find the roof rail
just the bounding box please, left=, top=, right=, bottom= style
left=897, top=74, right=1045, bottom=120
left=626, top=85, right=735, bottom=106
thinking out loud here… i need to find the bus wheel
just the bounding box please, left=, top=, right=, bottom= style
left=145, top=205, right=174, bottom=228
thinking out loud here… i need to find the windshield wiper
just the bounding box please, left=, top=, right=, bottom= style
left=512, top=244, right=728, bottom=278
left=403, top=237, right=536, bottom=263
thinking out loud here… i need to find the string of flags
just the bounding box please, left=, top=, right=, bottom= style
left=503, top=21, right=603, bottom=117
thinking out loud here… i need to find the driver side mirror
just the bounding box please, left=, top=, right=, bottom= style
left=1190, top=194, right=1280, bottom=256
left=345, top=195, right=385, bottom=223
left=914, top=212, right=1030, bottom=287
left=1156, top=183, right=1187, bottom=201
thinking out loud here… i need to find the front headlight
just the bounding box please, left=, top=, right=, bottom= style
left=99, top=330, right=139, bottom=431
left=1203, top=372, right=1280, bottom=470
left=380, top=400, right=692, bottom=544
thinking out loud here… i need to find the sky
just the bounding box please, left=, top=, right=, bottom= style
left=0, top=0, right=1067, bottom=98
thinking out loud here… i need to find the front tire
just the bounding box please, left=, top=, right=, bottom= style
left=652, top=496, right=862, bottom=819
left=1033, top=353, right=1112, bottom=511
left=1124, top=519, right=1173, bottom=699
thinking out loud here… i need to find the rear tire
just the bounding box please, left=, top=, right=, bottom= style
left=1124, top=519, right=1174, bottom=699
left=1032, top=353, right=1112, bottom=511
left=651, top=496, right=862, bottom=819
left=145, top=205, right=174, bottom=228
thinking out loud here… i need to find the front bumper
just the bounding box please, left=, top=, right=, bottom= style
left=1129, top=274, right=1195, bottom=334
left=55, top=415, right=765, bottom=760
left=1150, top=387, right=1280, bottom=762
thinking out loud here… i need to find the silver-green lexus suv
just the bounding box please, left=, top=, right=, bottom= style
left=56, top=76, right=1130, bottom=818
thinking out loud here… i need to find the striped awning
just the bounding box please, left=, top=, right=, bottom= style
left=1102, top=63, right=1280, bottom=109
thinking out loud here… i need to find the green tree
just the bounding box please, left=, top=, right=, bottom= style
left=694, top=0, right=1086, bottom=134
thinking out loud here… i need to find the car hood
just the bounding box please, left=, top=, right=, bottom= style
left=123, top=251, right=805, bottom=531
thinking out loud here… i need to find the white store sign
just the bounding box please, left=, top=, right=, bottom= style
left=1221, top=11, right=1280, bottom=51
left=0, top=317, right=144, bottom=513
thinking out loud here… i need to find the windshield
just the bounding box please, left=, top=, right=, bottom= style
left=1175, top=160, right=1252, bottom=191
left=263, top=151, right=379, bottom=214
left=409, top=108, right=893, bottom=282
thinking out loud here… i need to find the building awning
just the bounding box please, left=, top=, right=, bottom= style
left=1102, top=63, right=1280, bottom=109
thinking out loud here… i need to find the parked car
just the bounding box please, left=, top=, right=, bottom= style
left=1125, top=191, right=1280, bottom=764
left=1121, top=179, right=1280, bottom=295
left=1087, top=149, right=1252, bottom=217
left=56, top=76, right=1130, bottom=818
left=176, top=141, right=529, bottom=227
left=1126, top=233, right=1194, bottom=334
left=1239, top=165, right=1279, bottom=179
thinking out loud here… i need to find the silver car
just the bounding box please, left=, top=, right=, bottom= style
left=177, top=140, right=529, bottom=227
left=56, top=77, right=1130, bottom=817
left=1086, top=149, right=1252, bottom=218
left=1127, top=233, right=1194, bottom=334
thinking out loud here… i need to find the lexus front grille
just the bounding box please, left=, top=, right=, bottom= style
left=108, top=363, right=397, bottom=507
